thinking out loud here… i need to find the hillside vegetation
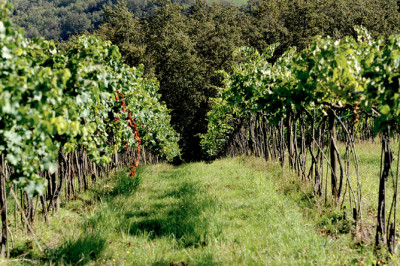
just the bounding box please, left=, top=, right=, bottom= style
left=8, top=0, right=196, bottom=41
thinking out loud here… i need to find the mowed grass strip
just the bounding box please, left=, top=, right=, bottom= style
left=6, top=156, right=375, bottom=265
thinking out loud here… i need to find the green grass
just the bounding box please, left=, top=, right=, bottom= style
left=4, top=151, right=393, bottom=264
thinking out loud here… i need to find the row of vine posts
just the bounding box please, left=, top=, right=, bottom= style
left=0, top=144, right=162, bottom=257
left=221, top=108, right=398, bottom=255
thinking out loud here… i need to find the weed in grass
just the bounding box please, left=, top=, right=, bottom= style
left=318, top=209, right=352, bottom=235
left=111, top=169, right=142, bottom=196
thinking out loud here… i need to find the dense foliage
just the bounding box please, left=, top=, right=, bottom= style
left=96, top=1, right=248, bottom=159
left=8, top=0, right=197, bottom=41
left=10, top=0, right=112, bottom=41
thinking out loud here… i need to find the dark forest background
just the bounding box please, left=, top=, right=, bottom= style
left=9, top=0, right=400, bottom=161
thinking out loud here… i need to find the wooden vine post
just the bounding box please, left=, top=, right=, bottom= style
left=376, top=126, right=393, bottom=250
left=0, top=155, right=7, bottom=257
left=287, top=111, right=295, bottom=169
left=329, top=110, right=338, bottom=203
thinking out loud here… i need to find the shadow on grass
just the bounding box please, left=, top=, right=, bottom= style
left=47, top=233, right=107, bottom=265
left=152, top=252, right=216, bottom=266
left=126, top=178, right=216, bottom=247
left=88, top=165, right=217, bottom=247
left=39, top=165, right=215, bottom=264
left=42, top=169, right=143, bottom=264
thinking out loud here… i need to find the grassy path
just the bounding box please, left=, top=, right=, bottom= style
left=7, top=156, right=375, bottom=265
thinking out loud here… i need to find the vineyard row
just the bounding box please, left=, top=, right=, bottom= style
left=201, top=28, right=400, bottom=254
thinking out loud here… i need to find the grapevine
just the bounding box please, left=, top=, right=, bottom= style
left=115, top=89, right=142, bottom=177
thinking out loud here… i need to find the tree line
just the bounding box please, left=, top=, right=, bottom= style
left=8, top=0, right=196, bottom=41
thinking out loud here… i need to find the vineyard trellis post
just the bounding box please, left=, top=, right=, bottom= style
left=329, top=110, right=338, bottom=203
left=0, top=155, right=7, bottom=257
left=376, top=126, right=393, bottom=249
